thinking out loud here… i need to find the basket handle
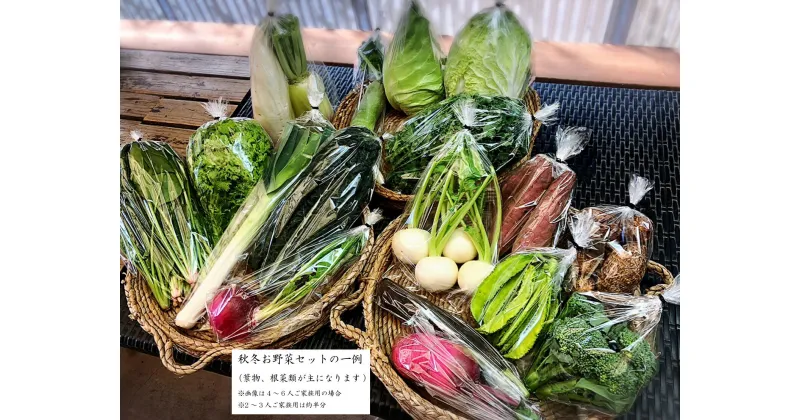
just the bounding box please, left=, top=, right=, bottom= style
left=329, top=279, right=371, bottom=349
left=148, top=322, right=229, bottom=375
left=644, top=260, right=675, bottom=296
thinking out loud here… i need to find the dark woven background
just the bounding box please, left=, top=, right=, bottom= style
left=120, top=65, right=680, bottom=420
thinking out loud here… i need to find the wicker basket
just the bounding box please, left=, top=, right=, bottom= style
left=123, top=227, right=375, bottom=376
left=330, top=217, right=674, bottom=420
left=332, top=85, right=544, bottom=211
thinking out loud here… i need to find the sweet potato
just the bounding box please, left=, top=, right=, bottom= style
left=498, top=155, right=554, bottom=253
left=512, top=170, right=576, bottom=252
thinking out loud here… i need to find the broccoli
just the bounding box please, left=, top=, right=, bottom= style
left=523, top=293, right=659, bottom=415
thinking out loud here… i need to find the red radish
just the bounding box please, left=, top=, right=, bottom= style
left=391, top=333, right=480, bottom=394
left=206, top=285, right=258, bottom=341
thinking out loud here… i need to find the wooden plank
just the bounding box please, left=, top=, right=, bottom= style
left=121, top=92, right=161, bottom=119
left=143, top=98, right=233, bottom=127
left=120, top=70, right=249, bottom=102
left=120, top=19, right=679, bottom=88
left=121, top=49, right=249, bottom=78
left=120, top=120, right=196, bottom=157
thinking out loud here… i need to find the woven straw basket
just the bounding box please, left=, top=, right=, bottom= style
left=332, top=85, right=544, bottom=211
left=123, top=226, right=375, bottom=376
left=330, top=217, right=674, bottom=420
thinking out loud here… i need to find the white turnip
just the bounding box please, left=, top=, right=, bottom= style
left=442, top=228, right=478, bottom=263
left=415, top=256, right=459, bottom=292
left=457, top=260, right=495, bottom=293
left=392, top=228, right=431, bottom=264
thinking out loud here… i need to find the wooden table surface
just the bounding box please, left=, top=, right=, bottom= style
left=120, top=49, right=251, bottom=155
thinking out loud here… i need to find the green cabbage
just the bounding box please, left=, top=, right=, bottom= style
left=444, top=4, right=532, bottom=99
left=188, top=112, right=274, bottom=241
left=383, top=0, right=444, bottom=116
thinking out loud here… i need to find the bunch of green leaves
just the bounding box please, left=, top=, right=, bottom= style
left=523, top=293, right=660, bottom=415
left=407, top=129, right=501, bottom=263
left=444, top=4, right=532, bottom=98
left=383, top=0, right=444, bottom=115
left=470, top=252, right=562, bottom=359
left=120, top=140, right=212, bottom=309
left=351, top=31, right=387, bottom=132
left=384, top=93, right=532, bottom=193
left=188, top=117, right=273, bottom=241
left=251, top=226, right=370, bottom=327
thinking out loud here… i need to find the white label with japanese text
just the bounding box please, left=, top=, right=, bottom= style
left=232, top=349, right=370, bottom=415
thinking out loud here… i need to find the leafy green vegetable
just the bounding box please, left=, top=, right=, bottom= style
left=120, top=139, right=212, bottom=309
left=444, top=4, right=532, bottom=98
left=383, top=0, right=444, bottom=115
left=384, top=94, right=532, bottom=194
left=524, top=293, right=661, bottom=415
left=253, top=226, right=370, bottom=325
left=174, top=115, right=335, bottom=329
left=406, top=126, right=502, bottom=264
left=188, top=115, right=273, bottom=241
left=246, top=126, right=380, bottom=272
left=270, top=14, right=334, bottom=119
left=356, top=31, right=385, bottom=83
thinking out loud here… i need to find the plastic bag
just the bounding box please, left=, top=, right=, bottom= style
left=376, top=277, right=542, bottom=420
left=499, top=126, right=591, bottom=254
left=663, top=274, right=680, bottom=305
left=383, top=0, right=445, bottom=116
left=205, top=209, right=378, bottom=342
left=524, top=291, right=662, bottom=416
left=469, top=247, right=576, bottom=359
left=567, top=174, right=655, bottom=294
left=120, top=132, right=213, bottom=310
left=187, top=99, right=275, bottom=241
left=350, top=29, right=388, bottom=133
left=174, top=125, right=379, bottom=329
left=383, top=94, right=557, bottom=194
left=250, top=0, right=339, bottom=142
left=390, top=98, right=502, bottom=298
left=444, top=1, right=532, bottom=99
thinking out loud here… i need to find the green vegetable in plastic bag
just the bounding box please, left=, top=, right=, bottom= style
left=383, top=0, right=444, bottom=116
left=188, top=100, right=274, bottom=241
left=444, top=2, right=532, bottom=99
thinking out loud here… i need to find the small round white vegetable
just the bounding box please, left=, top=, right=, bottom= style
left=442, top=228, right=478, bottom=264
left=392, top=228, right=431, bottom=264
left=415, top=257, right=459, bottom=292
left=458, top=261, right=495, bottom=293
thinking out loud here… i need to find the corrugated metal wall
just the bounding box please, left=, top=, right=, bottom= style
left=119, top=0, right=679, bottom=49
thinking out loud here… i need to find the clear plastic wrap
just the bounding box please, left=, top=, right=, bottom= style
left=663, top=274, right=680, bottom=305
left=376, top=277, right=542, bottom=420
left=469, top=248, right=576, bottom=359
left=383, top=93, right=556, bottom=194
left=390, top=98, right=502, bottom=297
left=250, top=0, right=339, bottom=142
left=524, top=291, right=662, bottom=416
left=383, top=0, right=445, bottom=116
left=499, top=126, right=591, bottom=255
left=120, top=132, right=213, bottom=309
left=175, top=122, right=379, bottom=329
left=567, top=175, right=655, bottom=294
left=351, top=29, right=388, bottom=133
left=444, top=1, right=532, bottom=99
left=187, top=99, right=275, bottom=241
left=206, top=213, right=376, bottom=342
